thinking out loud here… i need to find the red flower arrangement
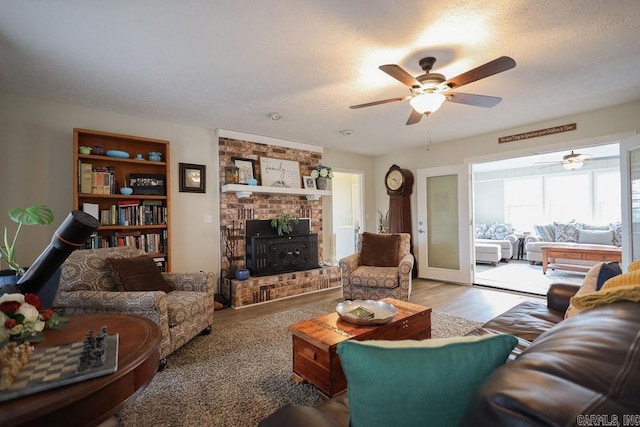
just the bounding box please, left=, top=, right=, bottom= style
left=0, top=293, right=67, bottom=344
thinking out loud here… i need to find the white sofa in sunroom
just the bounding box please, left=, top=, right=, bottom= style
left=525, top=221, right=622, bottom=265
left=474, top=223, right=518, bottom=263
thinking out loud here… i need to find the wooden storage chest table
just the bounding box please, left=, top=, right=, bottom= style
left=289, top=298, right=431, bottom=398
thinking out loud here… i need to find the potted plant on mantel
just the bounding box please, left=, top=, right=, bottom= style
left=0, top=205, right=54, bottom=286
left=271, top=214, right=299, bottom=236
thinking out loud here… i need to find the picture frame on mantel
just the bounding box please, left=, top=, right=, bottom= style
left=303, top=176, right=316, bottom=189
left=232, top=157, right=256, bottom=185
left=179, top=163, right=206, bottom=193
left=259, top=157, right=301, bottom=188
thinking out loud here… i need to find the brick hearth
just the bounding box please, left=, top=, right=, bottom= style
left=222, top=266, right=342, bottom=308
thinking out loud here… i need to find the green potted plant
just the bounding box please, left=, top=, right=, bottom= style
left=1, top=205, right=54, bottom=276
left=270, top=214, right=299, bottom=236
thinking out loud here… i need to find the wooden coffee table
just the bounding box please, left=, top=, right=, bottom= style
left=542, top=243, right=622, bottom=274
left=0, top=313, right=160, bottom=427
left=289, top=297, right=431, bottom=398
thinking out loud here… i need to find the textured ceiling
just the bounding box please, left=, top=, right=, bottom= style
left=2, top=1, right=640, bottom=156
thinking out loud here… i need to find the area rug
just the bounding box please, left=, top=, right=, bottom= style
left=118, top=299, right=484, bottom=427
left=475, top=260, right=584, bottom=295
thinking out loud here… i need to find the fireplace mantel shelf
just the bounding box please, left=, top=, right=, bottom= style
left=221, top=184, right=331, bottom=200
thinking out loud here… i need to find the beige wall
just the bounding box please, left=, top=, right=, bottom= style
left=2, top=91, right=638, bottom=276
left=0, top=92, right=219, bottom=274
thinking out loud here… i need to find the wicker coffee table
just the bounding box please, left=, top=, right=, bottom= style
left=289, top=297, right=431, bottom=398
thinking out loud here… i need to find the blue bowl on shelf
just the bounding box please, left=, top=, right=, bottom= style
left=235, top=269, right=250, bottom=280
left=120, top=187, right=134, bottom=195
left=106, top=150, right=130, bottom=158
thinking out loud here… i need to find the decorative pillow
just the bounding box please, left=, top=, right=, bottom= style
left=596, top=262, right=622, bottom=290
left=486, top=223, right=515, bottom=240
left=570, top=268, right=640, bottom=311
left=609, top=222, right=622, bottom=246
left=582, top=223, right=610, bottom=231
left=104, top=255, right=173, bottom=292
left=474, top=223, right=489, bottom=239
left=336, top=334, right=518, bottom=427
left=577, top=229, right=614, bottom=245
left=565, top=262, right=622, bottom=318
left=359, top=232, right=401, bottom=267
left=533, top=224, right=555, bottom=242
left=554, top=222, right=583, bottom=242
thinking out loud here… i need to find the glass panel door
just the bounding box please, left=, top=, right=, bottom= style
left=417, top=165, right=471, bottom=283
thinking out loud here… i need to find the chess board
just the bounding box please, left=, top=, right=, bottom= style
left=0, top=334, right=119, bottom=402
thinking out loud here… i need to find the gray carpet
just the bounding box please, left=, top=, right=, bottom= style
left=118, top=299, right=484, bottom=427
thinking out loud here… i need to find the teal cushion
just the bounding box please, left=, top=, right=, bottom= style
left=337, top=334, right=518, bottom=427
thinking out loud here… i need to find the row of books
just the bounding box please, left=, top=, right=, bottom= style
left=84, top=230, right=168, bottom=256
left=82, top=200, right=167, bottom=226
left=79, top=162, right=118, bottom=194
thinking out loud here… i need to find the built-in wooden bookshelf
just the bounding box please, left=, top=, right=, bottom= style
left=72, top=128, right=171, bottom=271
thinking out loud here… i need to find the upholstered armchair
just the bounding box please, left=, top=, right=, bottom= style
left=340, top=232, right=413, bottom=301
left=53, top=246, right=215, bottom=362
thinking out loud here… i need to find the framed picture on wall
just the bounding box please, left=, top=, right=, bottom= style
left=179, top=163, right=206, bottom=193
left=232, top=157, right=256, bottom=184
left=259, top=157, right=301, bottom=188
left=303, top=176, right=316, bottom=189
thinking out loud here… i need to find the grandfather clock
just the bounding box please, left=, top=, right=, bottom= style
left=385, top=164, right=414, bottom=235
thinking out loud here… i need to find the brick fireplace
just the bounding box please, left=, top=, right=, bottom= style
left=218, top=132, right=341, bottom=308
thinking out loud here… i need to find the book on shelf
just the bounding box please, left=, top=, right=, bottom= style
left=117, top=199, right=142, bottom=206
left=91, top=201, right=167, bottom=226
left=89, top=166, right=114, bottom=194
left=84, top=231, right=167, bottom=255
left=80, top=162, right=93, bottom=193
left=82, top=202, right=100, bottom=220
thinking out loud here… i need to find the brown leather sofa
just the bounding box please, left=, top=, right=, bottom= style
left=259, top=284, right=640, bottom=426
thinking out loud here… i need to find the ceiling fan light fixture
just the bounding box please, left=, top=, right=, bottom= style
left=563, top=160, right=584, bottom=170
left=409, top=93, right=446, bottom=114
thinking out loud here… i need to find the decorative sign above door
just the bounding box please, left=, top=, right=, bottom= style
left=498, top=123, right=576, bottom=144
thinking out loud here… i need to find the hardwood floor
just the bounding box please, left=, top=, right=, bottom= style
left=212, top=279, right=543, bottom=327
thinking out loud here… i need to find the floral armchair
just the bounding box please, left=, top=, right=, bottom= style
left=340, top=232, right=413, bottom=301
left=53, top=246, right=214, bottom=361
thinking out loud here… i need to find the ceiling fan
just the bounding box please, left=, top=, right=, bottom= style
left=535, top=151, right=593, bottom=170
left=349, top=56, right=516, bottom=125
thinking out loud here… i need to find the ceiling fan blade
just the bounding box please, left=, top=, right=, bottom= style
left=444, top=56, right=516, bottom=89
left=349, top=95, right=411, bottom=109
left=406, top=109, right=424, bottom=125
left=444, top=92, right=502, bottom=108
left=379, top=64, right=421, bottom=88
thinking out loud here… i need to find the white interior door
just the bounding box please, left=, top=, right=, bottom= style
left=620, top=133, right=640, bottom=267
left=417, top=164, right=472, bottom=283
left=332, top=171, right=363, bottom=262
